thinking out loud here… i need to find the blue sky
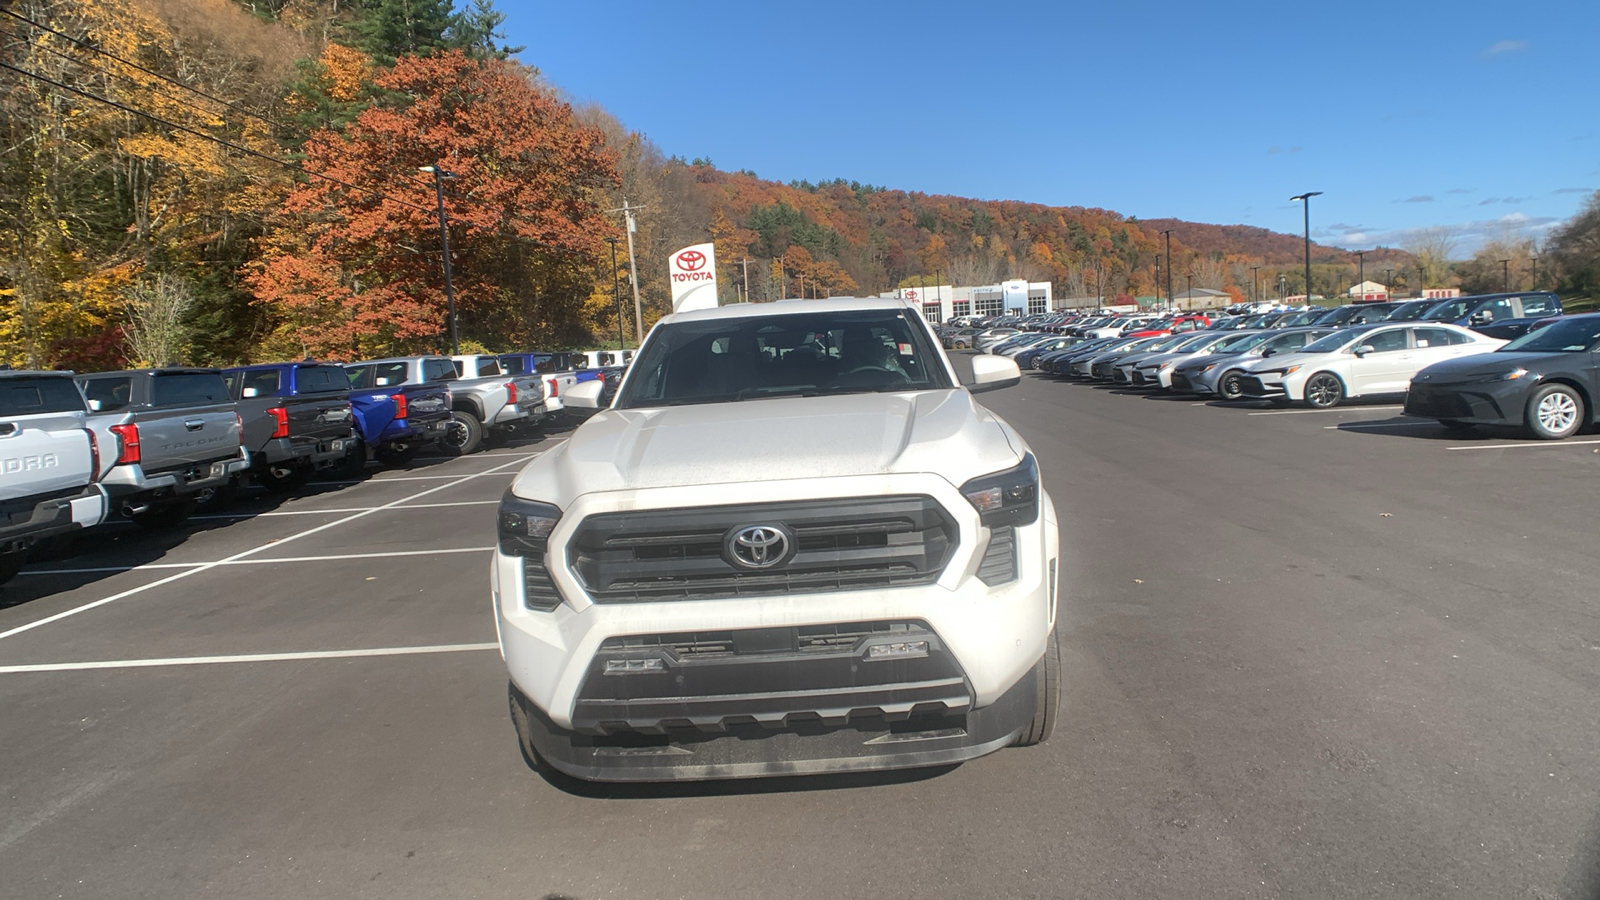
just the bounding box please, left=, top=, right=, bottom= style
left=501, top=0, right=1599, bottom=253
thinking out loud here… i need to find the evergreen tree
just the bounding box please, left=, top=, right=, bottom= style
left=352, top=0, right=457, bottom=64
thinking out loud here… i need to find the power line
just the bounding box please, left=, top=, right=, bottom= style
left=0, top=6, right=314, bottom=145
left=0, top=58, right=592, bottom=258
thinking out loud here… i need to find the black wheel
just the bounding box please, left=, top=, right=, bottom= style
left=1525, top=383, right=1585, bottom=440
left=331, top=438, right=368, bottom=479
left=1303, top=372, right=1344, bottom=409
left=373, top=441, right=419, bottom=467
left=1218, top=370, right=1249, bottom=401
left=129, top=498, right=197, bottom=529
left=1014, top=630, right=1061, bottom=747
left=439, top=410, right=484, bottom=455
left=1437, top=419, right=1476, bottom=433
left=257, top=461, right=312, bottom=494
left=0, top=547, right=27, bottom=586
left=508, top=681, right=551, bottom=775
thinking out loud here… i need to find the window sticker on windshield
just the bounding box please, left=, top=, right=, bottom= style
left=898, top=343, right=913, bottom=355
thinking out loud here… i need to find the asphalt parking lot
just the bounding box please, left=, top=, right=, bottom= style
left=4, top=367, right=1600, bottom=899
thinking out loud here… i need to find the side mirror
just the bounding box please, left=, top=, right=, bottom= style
left=564, top=379, right=606, bottom=409
left=968, top=355, right=1022, bottom=394
left=1351, top=345, right=1374, bottom=357
left=1262, top=348, right=1277, bottom=358
left=242, top=387, right=260, bottom=398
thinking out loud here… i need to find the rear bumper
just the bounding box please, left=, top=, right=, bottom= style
left=492, top=402, right=547, bottom=427
left=511, top=658, right=1036, bottom=782
left=258, top=434, right=355, bottom=466
left=101, top=447, right=250, bottom=497
left=0, top=484, right=108, bottom=548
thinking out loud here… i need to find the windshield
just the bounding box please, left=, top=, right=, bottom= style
left=1423, top=299, right=1471, bottom=321
left=1302, top=327, right=1368, bottom=354
left=1385, top=301, right=1433, bottom=321
left=1501, top=317, right=1600, bottom=352
left=615, top=308, right=952, bottom=408
left=1215, top=332, right=1268, bottom=352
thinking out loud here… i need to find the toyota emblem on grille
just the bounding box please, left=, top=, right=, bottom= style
left=725, top=524, right=791, bottom=569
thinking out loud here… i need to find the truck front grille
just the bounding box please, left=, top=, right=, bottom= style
left=569, top=496, right=955, bottom=603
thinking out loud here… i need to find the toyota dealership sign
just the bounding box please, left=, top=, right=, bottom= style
left=668, top=242, right=718, bottom=312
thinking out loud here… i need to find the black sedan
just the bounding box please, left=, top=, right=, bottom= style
left=1404, top=313, right=1600, bottom=439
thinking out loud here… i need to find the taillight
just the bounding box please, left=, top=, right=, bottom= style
left=109, top=423, right=140, bottom=465
left=505, top=381, right=517, bottom=404
left=547, top=377, right=558, bottom=398
left=86, top=429, right=100, bottom=481
left=394, top=392, right=408, bottom=419
left=268, top=407, right=290, bottom=439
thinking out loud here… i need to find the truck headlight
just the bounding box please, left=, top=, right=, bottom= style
left=960, top=453, right=1039, bottom=527
left=497, top=492, right=561, bottom=556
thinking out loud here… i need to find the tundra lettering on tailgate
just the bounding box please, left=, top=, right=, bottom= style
left=3, top=454, right=60, bottom=473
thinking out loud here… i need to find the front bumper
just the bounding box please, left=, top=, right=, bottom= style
left=1404, top=381, right=1520, bottom=423
left=1239, top=373, right=1289, bottom=400
left=493, top=474, right=1059, bottom=781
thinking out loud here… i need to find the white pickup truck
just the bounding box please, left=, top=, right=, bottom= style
left=492, top=297, right=1061, bottom=782
left=0, top=371, right=109, bottom=584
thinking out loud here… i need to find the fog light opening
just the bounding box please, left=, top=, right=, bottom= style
left=867, top=640, right=930, bottom=660
left=603, top=658, right=666, bottom=675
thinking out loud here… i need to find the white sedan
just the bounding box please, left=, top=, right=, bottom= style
left=1239, top=323, right=1505, bottom=408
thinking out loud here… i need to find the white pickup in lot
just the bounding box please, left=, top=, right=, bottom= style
left=493, top=297, right=1060, bottom=782
left=0, top=371, right=109, bottom=584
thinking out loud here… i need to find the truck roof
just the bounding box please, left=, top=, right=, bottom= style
left=78, top=367, right=221, bottom=377
left=0, top=370, right=77, bottom=378
left=659, top=296, right=912, bottom=326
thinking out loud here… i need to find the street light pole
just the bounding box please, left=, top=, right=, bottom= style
left=604, top=237, right=623, bottom=352
left=1249, top=265, right=1261, bottom=305
left=419, top=164, right=460, bottom=354
left=1354, top=250, right=1366, bottom=301
left=1290, top=192, right=1322, bottom=303
left=1530, top=255, right=1540, bottom=289
left=1159, top=229, right=1174, bottom=309
left=1185, top=273, right=1193, bottom=311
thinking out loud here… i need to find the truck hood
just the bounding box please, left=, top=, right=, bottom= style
left=510, top=390, right=1023, bottom=503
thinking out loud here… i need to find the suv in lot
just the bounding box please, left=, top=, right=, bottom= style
left=494, top=298, right=1061, bottom=782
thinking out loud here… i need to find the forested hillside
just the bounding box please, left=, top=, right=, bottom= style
left=3, top=0, right=1593, bottom=371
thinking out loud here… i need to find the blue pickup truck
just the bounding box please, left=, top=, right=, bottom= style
left=343, top=359, right=454, bottom=467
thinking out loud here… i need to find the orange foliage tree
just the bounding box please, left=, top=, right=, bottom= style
left=251, top=50, right=618, bottom=358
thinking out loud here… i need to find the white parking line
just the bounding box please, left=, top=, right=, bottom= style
left=1446, top=439, right=1600, bottom=451
left=19, top=546, right=494, bottom=577
left=1248, top=405, right=1405, bottom=416
left=1322, top=422, right=1433, bottom=431
left=0, top=454, right=535, bottom=642
left=191, top=500, right=498, bottom=520
left=0, top=642, right=499, bottom=675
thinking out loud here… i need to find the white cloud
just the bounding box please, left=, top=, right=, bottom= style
left=1483, top=39, right=1529, bottom=56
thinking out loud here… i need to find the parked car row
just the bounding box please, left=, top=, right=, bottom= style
left=0, top=350, right=591, bottom=585
left=942, top=299, right=1597, bottom=441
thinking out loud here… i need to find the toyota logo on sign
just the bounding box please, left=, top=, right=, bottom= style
left=676, top=250, right=707, bottom=272
left=905, top=290, right=918, bottom=300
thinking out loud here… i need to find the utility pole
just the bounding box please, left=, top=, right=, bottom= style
left=605, top=237, right=623, bottom=351
left=1384, top=268, right=1394, bottom=296
left=1185, top=273, right=1194, bottom=311
left=778, top=257, right=786, bottom=299
left=1290, top=192, right=1322, bottom=303
left=1160, top=229, right=1174, bottom=308
left=739, top=258, right=752, bottom=302
left=1530, top=255, right=1540, bottom=289
left=419, top=165, right=460, bottom=354
left=1354, top=250, right=1367, bottom=301
left=1154, top=255, right=1162, bottom=310
left=1500, top=258, right=1512, bottom=293
left=1249, top=265, right=1261, bottom=304
left=608, top=199, right=647, bottom=345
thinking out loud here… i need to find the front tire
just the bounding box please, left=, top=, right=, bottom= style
left=1526, top=384, right=1585, bottom=440
left=1303, top=372, right=1345, bottom=409
left=1218, top=370, right=1246, bottom=401
left=1014, top=630, right=1061, bottom=747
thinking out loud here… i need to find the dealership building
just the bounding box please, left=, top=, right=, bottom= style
left=883, top=280, right=1054, bottom=323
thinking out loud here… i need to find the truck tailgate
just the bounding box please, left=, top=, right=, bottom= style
left=0, top=414, right=93, bottom=502
left=134, top=404, right=241, bottom=473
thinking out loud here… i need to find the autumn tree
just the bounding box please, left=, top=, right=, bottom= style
left=251, top=50, right=618, bottom=358
left=1402, top=226, right=1460, bottom=288
left=1546, top=190, right=1600, bottom=299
